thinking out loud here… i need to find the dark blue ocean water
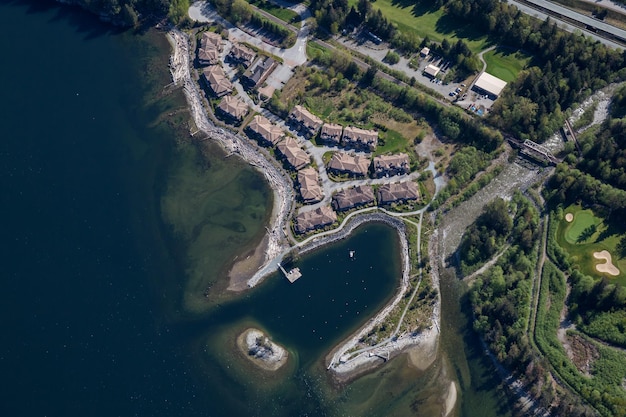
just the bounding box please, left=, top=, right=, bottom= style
left=0, top=1, right=403, bottom=416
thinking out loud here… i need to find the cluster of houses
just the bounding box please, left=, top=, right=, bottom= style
left=197, top=31, right=279, bottom=124
left=294, top=180, right=420, bottom=234
left=194, top=33, right=421, bottom=236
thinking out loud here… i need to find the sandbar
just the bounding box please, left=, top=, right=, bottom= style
left=565, top=213, right=573, bottom=222
left=236, top=328, right=288, bottom=371
left=593, top=250, right=620, bottom=276
left=443, top=381, right=457, bottom=417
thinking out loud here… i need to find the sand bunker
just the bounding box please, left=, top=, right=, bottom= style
left=593, top=250, right=620, bottom=276
left=565, top=213, right=574, bottom=222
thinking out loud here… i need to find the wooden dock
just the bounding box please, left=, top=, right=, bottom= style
left=278, top=263, right=302, bottom=283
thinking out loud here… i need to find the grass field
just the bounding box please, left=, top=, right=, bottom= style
left=367, top=0, right=492, bottom=54
left=557, top=205, right=626, bottom=285
left=483, top=48, right=531, bottom=83
left=247, top=0, right=300, bottom=24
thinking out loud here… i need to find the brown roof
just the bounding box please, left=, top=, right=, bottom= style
left=297, top=167, right=323, bottom=203
left=202, top=65, right=233, bottom=97
left=320, top=123, right=343, bottom=144
left=201, top=32, right=223, bottom=50
left=378, top=181, right=420, bottom=204
left=229, top=44, right=256, bottom=67
left=246, top=115, right=284, bottom=146
left=289, top=105, right=323, bottom=133
left=373, top=153, right=410, bottom=177
left=295, top=206, right=337, bottom=234
left=342, top=126, right=378, bottom=151
left=276, top=137, right=310, bottom=170
left=217, top=96, right=248, bottom=120
left=332, top=185, right=375, bottom=211
left=198, top=47, right=220, bottom=65
left=327, top=152, right=371, bottom=177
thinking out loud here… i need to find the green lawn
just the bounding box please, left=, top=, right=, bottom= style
left=368, top=0, right=492, bottom=54
left=375, top=129, right=410, bottom=156
left=558, top=205, right=626, bottom=284
left=483, top=48, right=531, bottom=83
left=247, top=0, right=300, bottom=24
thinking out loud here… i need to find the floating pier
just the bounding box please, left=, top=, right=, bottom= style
left=278, top=263, right=302, bottom=283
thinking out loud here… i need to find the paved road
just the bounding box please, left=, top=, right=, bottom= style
left=506, top=0, right=625, bottom=48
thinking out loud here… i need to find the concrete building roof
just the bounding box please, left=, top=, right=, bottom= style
left=332, top=185, right=375, bottom=211
left=378, top=181, right=420, bottom=204
left=320, top=123, right=343, bottom=144
left=297, top=167, right=323, bottom=203
left=217, top=95, right=248, bottom=120
left=202, top=65, right=233, bottom=97
left=327, top=152, right=371, bottom=177
left=246, top=115, right=284, bottom=146
left=342, top=126, right=378, bottom=152
left=295, top=206, right=337, bottom=234
left=373, top=153, right=410, bottom=177
left=289, top=105, right=323, bottom=133
left=420, top=47, right=430, bottom=56
left=424, top=64, right=440, bottom=77
left=474, top=72, right=507, bottom=97
left=276, top=137, right=310, bottom=170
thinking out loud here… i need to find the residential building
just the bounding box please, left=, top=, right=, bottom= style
left=297, top=167, right=323, bottom=203
left=201, top=65, right=233, bottom=98
left=327, top=152, right=371, bottom=177
left=320, top=123, right=343, bottom=146
left=288, top=105, right=323, bottom=138
left=241, top=56, right=277, bottom=89
left=342, top=126, right=378, bottom=152
left=372, top=153, right=410, bottom=178
left=276, top=137, right=310, bottom=170
left=378, top=181, right=420, bottom=204
left=295, top=206, right=337, bottom=234
left=217, top=95, right=248, bottom=123
left=198, top=31, right=223, bottom=66
left=246, top=115, right=284, bottom=146
left=228, top=43, right=256, bottom=68
left=332, top=185, right=375, bottom=211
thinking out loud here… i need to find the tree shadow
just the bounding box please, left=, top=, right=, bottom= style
left=390, top=0, right=440, bottom=16
left=434, top=13, right=488, bottom=45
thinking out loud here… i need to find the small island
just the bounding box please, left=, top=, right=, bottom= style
left=236, top=328, right=288, bottom=371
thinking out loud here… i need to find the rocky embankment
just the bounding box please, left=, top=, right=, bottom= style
left=236, top=328, right=288, bottom=371
left=167, top=28, right=292, bottom=271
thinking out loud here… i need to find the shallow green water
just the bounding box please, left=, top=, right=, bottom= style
left=0, top=1, right=517, bottom=416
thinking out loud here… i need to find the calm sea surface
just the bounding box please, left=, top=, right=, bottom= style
left=0, top=1, right=514, bottom=416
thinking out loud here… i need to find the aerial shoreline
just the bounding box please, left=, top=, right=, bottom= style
left=166, top=26, right=441, bottom=382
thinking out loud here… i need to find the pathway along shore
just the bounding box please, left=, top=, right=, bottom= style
left=166, top=27, right=441, bottom=383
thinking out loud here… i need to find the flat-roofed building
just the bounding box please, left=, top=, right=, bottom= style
left=320, top=123, right=343, bottom=146
left=378, top=181, right=420, bottom=205
left=276, top=137, right=310, bottom=170
left=201, top=65, right=233, bottom=98
left=327, top=152, right=371, bottom=177
left=423, top=64, right=440, bottom=78
left=332, top=185, right=375, bottom=211
left=217, top=95, right=248, bottom=123
left=420, top=47, right=430, bottom=57
left=228, top=43, right=256, bottom=68
left=473, top=72, right=507, bottom=98
left=295, top=206, right=337, bottom=234
left=245, top=115, right=284, bottom=146
left=342, top=126, right=378, bottom=152
left=288, top=105, right=323, bottom=138
left=372, top=153, right=410, bottom=178
left=297, top=167, right=323, bottom=203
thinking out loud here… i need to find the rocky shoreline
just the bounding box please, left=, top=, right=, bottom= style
left=166, top=26, right=440, bottom=384
left=236, top=328, right=289, bottom=371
